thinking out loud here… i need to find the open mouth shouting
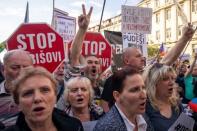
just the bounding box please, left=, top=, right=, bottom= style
left=76, top=98, right=84, bottom=104
left=33, top=106, right=45, bottom=115
left=139, top=101, right=146, bottom=109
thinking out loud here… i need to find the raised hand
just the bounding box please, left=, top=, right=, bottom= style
left=78, top=4, right=93, bottom=30
left=182, top=23, right=196, bottom=41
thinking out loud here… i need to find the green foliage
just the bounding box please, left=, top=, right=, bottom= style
left=147, top=45, right=159, bottom=57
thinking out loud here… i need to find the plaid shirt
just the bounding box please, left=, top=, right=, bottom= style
left=0, top=81, right=19, bottom=127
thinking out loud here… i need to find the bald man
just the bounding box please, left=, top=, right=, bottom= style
left=122, top=47, right=145, bottom=71
left=0, top=49, right=33, bottom=127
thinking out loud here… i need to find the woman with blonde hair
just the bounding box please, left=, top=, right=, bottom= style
left=143, top=63, right=182, bottom=131
left=64, top=76, right=104, bottom=122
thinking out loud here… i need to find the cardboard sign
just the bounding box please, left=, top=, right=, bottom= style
left=54, top=15, right=76, bottom=43
left=122, top=32, right=147, bottom=58
left=121, top=5, right=152, bottom=34
left=53, top=8, right=76, bottom=43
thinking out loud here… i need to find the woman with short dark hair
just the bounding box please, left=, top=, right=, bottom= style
left=94, top=67, right=152, bottom=131
left=4, top=66, right=83, bottom=131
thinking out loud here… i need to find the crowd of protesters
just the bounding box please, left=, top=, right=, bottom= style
left=0, top=4, right=197, bottom=131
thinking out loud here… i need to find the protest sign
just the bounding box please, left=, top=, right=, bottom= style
left=122, top=32, right=147, bottom=58
left=68, top=32, right=112, bottom=71
left=168, top=112, right=195, bottom=131
left=53, top=8, right=76, bottom=43
left=7, top=23, right=65, bottom=73
left=121, top=5, right=152, bottom=34
left=173, top=0, right=188, bottom=25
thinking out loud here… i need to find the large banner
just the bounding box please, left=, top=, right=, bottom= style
left=104, top=30, right=123, bottom=68
left=53, top=8, right=76, bottom=43
left=121, top=5, right=152, bottom=34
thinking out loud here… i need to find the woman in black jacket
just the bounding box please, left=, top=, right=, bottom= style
left=4, top=66, right=83, bottom=131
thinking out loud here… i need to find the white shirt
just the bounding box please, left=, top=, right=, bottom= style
left=115, top=103, right=147, bottom=131
left=0, top=81, right=8, bottom=94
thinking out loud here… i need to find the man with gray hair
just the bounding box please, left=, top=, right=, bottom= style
left=0, top=49, right=33, bottom=127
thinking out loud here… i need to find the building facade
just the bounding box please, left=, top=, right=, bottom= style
left=138, top=0, right=197, bottom=57
left=88, top=0, right=197, bottom=58
left=88, top=14, right=121, bottom=33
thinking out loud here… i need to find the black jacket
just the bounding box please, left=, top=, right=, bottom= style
left=4, top=108, right=83, bottom=131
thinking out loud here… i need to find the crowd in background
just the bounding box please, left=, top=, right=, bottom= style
left=0, top=4, right=197, bottom=131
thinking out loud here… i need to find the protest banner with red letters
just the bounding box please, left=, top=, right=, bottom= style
left=7, top=23, right=65, bottom=73
left=68, top=32, right=112, bottom=71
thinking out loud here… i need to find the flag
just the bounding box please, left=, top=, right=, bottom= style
left=24, top=2, right=29, bottom=23
left=0, top=41, right=6, bottom=53
left=159, top=43, right=166, bottom=56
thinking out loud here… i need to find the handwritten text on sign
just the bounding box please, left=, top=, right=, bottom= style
left=55, top=15, right=76, bottom=43
left=121, top=5, right=152, bottom=34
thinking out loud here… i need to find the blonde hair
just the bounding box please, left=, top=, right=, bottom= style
left=143, top=64, right=180, bottom=112
left=12, top=66, right=58, bottom=104
left=64, top=76, right=94, bottom=105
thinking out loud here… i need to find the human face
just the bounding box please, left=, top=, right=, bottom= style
left=156, top=72, right=175, bottom=99
left=115, top=74, right=147, bottom=116
left=68, top=81, right=90, bottom=109
left=192, top=65, right=197, bottom=77
left=179, top=64, right=187, bottom=74
left=85, top=56, right=101, bottom=80
left=125, top=49, right=145, bottom=71
left=54, top=62, right=65, bottom=83
left=18, top=75, right=56, bottom=124
left=3, top=52, right=32, bottom=83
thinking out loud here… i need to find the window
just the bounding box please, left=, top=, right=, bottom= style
left=155, top=0, right=160, bottom=7
left=156, top=31, right=160, bottom=40
left=192, top=0, right=197, bottom=12
left=156, top=13, right=160, bottom=23
left=166, top=8, right=171, bottom=20
left=166, top=28, right=171, bottom=39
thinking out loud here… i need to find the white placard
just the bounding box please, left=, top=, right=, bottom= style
left=168, top=112, right=195, bottom=131
left=122, top=33, right=147, bottom=58
left=121, top=5, right=152, bottom=34
left=55, top=15, right=76, bottom=43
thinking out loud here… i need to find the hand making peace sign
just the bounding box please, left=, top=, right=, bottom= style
left=78, top=4, right=93, bottom=30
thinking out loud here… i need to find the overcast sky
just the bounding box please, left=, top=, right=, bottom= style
left=0, top=0, right=141, bottom=60
left=0, top=0, right=141, bottom=42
